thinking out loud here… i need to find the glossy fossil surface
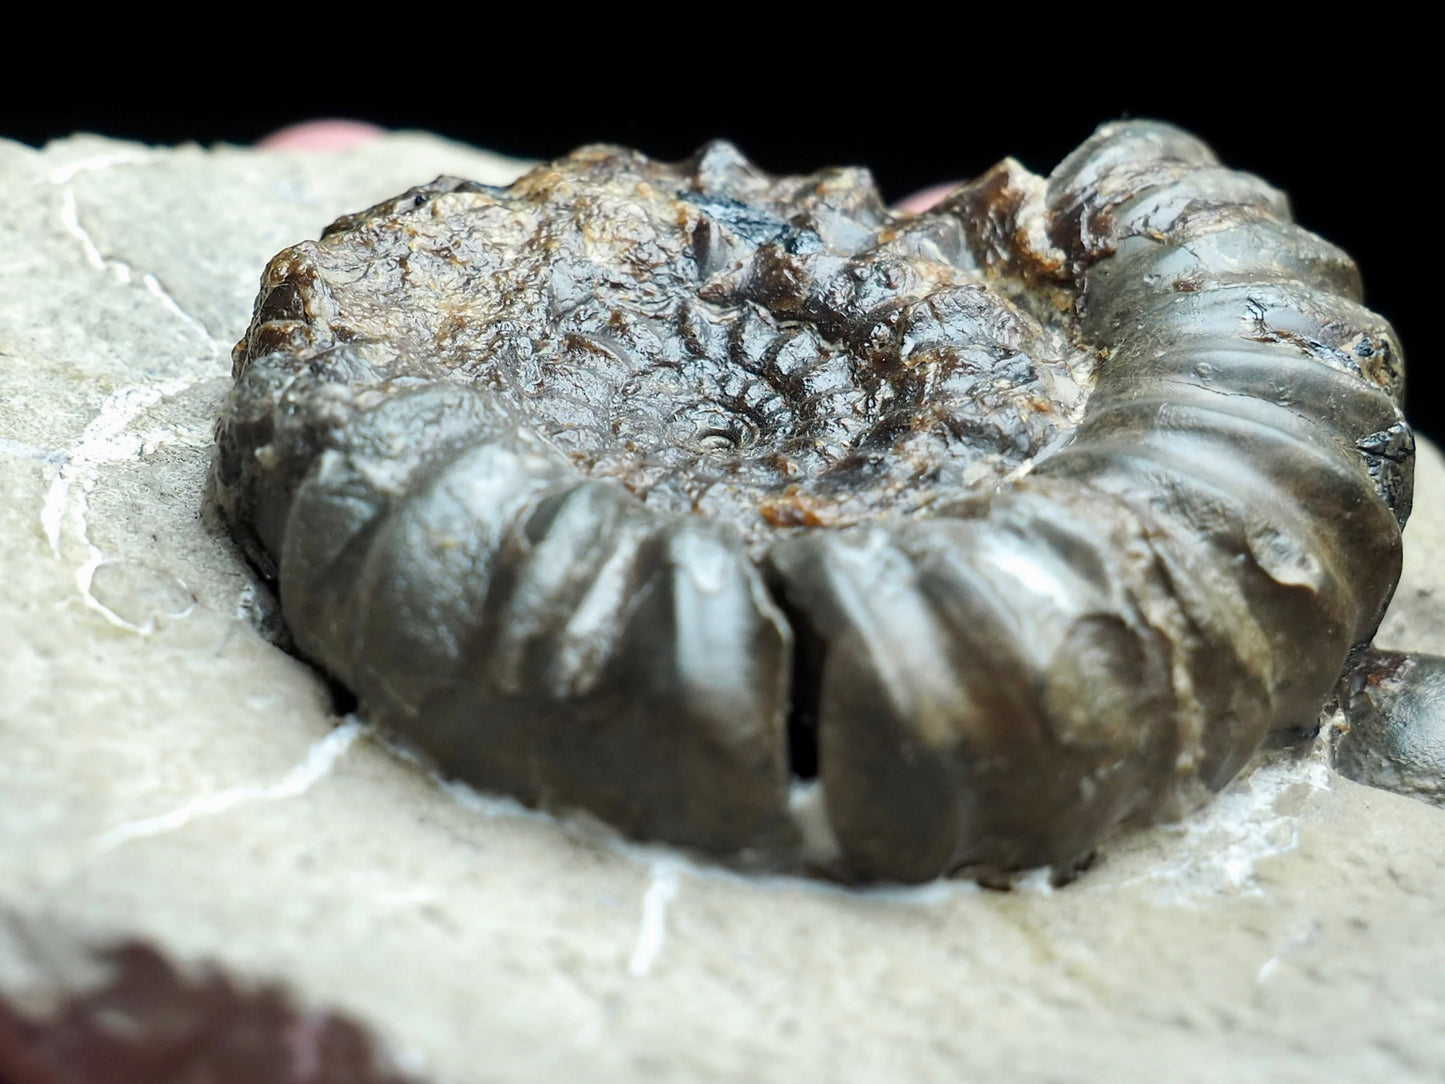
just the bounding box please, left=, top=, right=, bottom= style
left=214, top=122, right=1413, bottom=883
left=1334, top=649, right=1445, bottom=805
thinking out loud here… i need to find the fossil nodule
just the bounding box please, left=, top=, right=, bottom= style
left=214, top=122, right=1413, bottom=884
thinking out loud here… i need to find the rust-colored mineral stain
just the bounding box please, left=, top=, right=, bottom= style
left=760, top=488, right=833, bottom=528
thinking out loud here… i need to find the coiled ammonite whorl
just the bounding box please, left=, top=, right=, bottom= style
left=214, top=121, right=1414, bottom=883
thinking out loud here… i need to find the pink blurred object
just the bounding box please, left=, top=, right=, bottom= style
left=257, top=120, right=387, bottom=152
left=895, top=181, right=959, bottom=214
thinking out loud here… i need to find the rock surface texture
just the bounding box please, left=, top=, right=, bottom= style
left=2, top=131, right=1443, bottom=1083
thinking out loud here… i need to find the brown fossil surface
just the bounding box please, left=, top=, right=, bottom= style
left=1334, top=649, right=1445, bottom=804
left=214, top=122, right=1413, bottom=883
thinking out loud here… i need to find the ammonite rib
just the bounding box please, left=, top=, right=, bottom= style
left=214, top=121, right=1412, bottom=883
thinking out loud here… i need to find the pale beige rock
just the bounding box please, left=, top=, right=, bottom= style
left=1378, top=436, right=1445, bottom=656
left=2, top=133, right=1443, bottom=1084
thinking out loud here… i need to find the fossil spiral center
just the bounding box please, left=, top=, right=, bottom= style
left=259, top=141, right=1094, bottom=550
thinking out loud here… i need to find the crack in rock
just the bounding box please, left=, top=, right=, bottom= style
left=90, top=719, right=364, bottom=853
left=56, top=185, right=224, bottom=357
left=1255, top=920, right=1320, bottom=984
left=44, top=149, right=151, bottom=186
left=626, top=860, right=681, bottom=978
left=43, top=379, right=192, bottom=560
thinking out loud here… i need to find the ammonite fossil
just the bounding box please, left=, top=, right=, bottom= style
left=214, top=121, right=1415, bottom=884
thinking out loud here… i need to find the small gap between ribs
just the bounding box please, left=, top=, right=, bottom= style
left=768, top=579, right=824, bottom=782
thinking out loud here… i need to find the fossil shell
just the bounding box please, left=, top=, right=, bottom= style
left=1335, top=650, right=1445, bottom=805
left=214, top=121, right=1412, bottom=883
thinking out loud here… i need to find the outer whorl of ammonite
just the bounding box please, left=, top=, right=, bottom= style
left=214, top=122, right=1413, bottom=883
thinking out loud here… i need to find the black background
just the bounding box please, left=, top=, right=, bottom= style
left=6, top=45, right=1435, bottom=443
